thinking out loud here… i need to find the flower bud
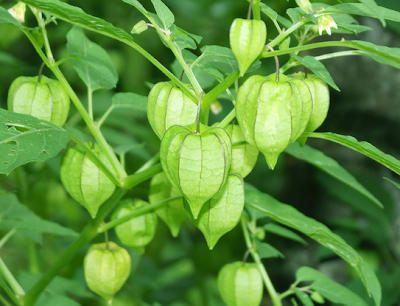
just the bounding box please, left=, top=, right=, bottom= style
left=131, top=20, right=148, bottom=34
left=317, top=14, right=338, bottom=36
left=295, top=0, right=313, bottom=14
left=8, top=2, right=26, bottom=23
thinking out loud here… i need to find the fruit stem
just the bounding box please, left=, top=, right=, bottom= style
left=242, top=249, right=251, bottom=265
left=266, top=45, right=280, bottom=82
left=0, top=257, right=25, bottom=304
left=247, top=0, right=254, bottom=20
left=195, top=92, right=205, bottom=134
left=104, top=228, right=110, bottom=251
left=241, top=217, right=283, bottom=306
left=37, top=62, right=45, bottom=84
left=216, top=109, right=236, bottom=129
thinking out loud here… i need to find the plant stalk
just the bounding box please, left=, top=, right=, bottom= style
left=241, top=218, right=282, bottom=306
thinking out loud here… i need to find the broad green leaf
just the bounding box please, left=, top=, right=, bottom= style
left=66, top=27, right=118, bottom=91
left=20, top=0, right=133, bottom=45
left=308, top=132, right=400, bottom=176
left=324, top=3, right=400, bottom=23
left=357, top=0, right=385, bottom=26
left=0, top=109, right=70, bottom=175
left=260, top=3, right=278, bottom=22
left=122, top=0, right=148, bottom=16
left=294, top=288, right=314, bottom=306
left=0, top=6, right=26, bottom=28
left=170, top=26, right=202, bottom=50
left=245, top=185, right=381, bottom=306
left=263, top=223, right=307, bottom=245
left=255, top=240, right=284, bottom=259
left=151, top=0, right=174, bottom=30
left=296, top=267, right=370, bottom=306
left=285, top=142, right=383, bottom=208
left=112, top=92, right=147, bottom=111
left=0, top=193, right=78, bottom=237
left=42, top=296, right=81, bottom=306
left=384, top=177, right=400, bottom=191
left=292, top=55, right=339, bottom=91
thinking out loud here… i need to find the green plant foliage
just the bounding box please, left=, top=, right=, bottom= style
left=0, top=109, right=70, bottom=175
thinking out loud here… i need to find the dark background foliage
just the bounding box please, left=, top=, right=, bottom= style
left=1, top=0, right=400, bottom=305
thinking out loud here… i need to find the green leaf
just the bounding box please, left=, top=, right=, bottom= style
left=20, top=0, right=133, bottom=44
left=112, top=92, right=147, bottom=111
left=285, top=142, right=383, bottom=208
left=151, top=0, right=174, bottom=29
left=255, top=240, right=284, bottom=259
left=294, top=288, right=314, bottom=306
left=0, top=6, right=26, bottom=28
left=296, top=267, right=370, bottom=306
left=245, top=185, right=381, bottom=306
left=42, top=296, right=81, bottom=306
left=0, top=193, right=78, bottom=237
left=292, top=55, right=339, bottom=91
left=122, top=0, right=148, bottom=16
left=263, top=223, right=307, bottom=245
left=259, top=3, right=278, bottom=22
left=0, top=109, right=70, bottom=175
left=324, top=3, right=400, bottom=23
left=66, top=27, right=118, bottom=91
left=308, top=132, right=400, bottom=176
left=383, top=177, right=400, bottom=190
left=357, top=0, right=385, bottom=27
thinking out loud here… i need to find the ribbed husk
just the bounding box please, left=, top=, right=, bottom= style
left=8, top=75, right=70, bottom=126
left=112, top=199, right=157, bottom=253
left=60, top=145, right=116, bottom=218
left=218, top=262, right=263, bottom=306
left=160, top=122, right=232, bottom=219
left=84, top=242, right=131, bottom=304
left=147, top=82, right=197, bottom=139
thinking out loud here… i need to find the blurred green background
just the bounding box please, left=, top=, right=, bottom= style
left=1, top=0, right=400, bottom=305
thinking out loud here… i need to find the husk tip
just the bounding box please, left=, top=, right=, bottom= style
left=264, top=153, right=281, bottom=170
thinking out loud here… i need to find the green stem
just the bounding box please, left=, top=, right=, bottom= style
left=279, top=288, right=295, bottom=300
left=0, top=229, right=16, bottom=250
left=241, top=218, right=282, bottom=306
left=0, top=293, right=13, bottom=306
left=0, top=257, right=25, bottom=300
left=22, top=188, right=126, bottom=306
left=98, top=195, right=183, bottom=233
left=281, top=50, right=366, bottom=73
left=97, top=105, right=115, bottom=128
left=88, top=87, right=93, bottom=120
left=123, top=164, right=163, bottom=190
left=34, top=11, right=54, bottom=60
left=252, top=0, right=261, bottom=20
left=217, top=109, right=236, bottom=129
left=136, top=154, right=160, bottom=173
left=0, top=278, right=20, bottom=306
left=22, top=29, right=127, bottom=181
left=268, top=21, right=305, bottom=49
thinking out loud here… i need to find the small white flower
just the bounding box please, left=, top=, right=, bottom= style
left=8, top=2, right=26, bottom=24
left=295, top=0, right=313, bottom=14
left=317, top=14, right=338, bottom=35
